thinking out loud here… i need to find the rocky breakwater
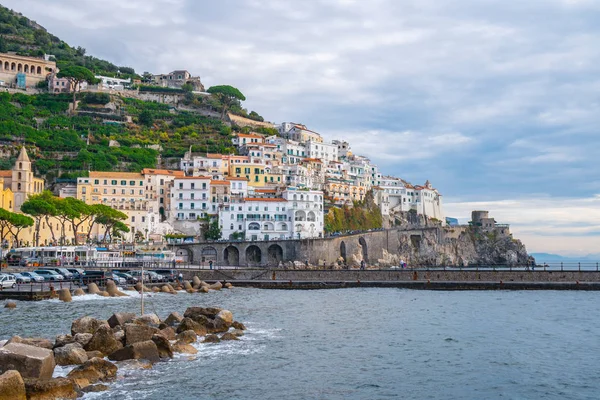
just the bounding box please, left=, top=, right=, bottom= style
left=0, top=307, right=246, bottom=399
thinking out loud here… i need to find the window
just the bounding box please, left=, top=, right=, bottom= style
left=131, top=216, right=135, bottom=222
left=130, top=190, right=134, bottom=195
left=103, top=189, right=107, bottom=194
left=121, top=189, right=125, bottom=194
left=191, top=183, right=195, bottom=189
left=191, top=193, right=195, bottom=199
left=191, top=203, right=195, bottom=209
left=94, top=179, right=99, bottom=184
left=121, top=180, right=126, bottom=185
left=139, top=190, right=143, bottom=195
left=202, top=183, right=206, bottom=189
left=111, top=180, right=117, bottom=185
left=179, top=193, right=183, bottom=199
left=112, top=189, right=116, bottom=194
left=81, top=187, right=87, bottom=194
left=179, top=183, right=183, bottom=189
left=178, top=203, right=183, bottom=209
left=142, top=217, right=145, bottom=223
left=130, top=181, right=135, bottom=186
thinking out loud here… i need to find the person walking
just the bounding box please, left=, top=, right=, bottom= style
left=360, top=260, right=366, bottom=270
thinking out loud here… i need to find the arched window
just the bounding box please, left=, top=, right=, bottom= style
left=17, top=172, right=21, bottom=180
left=248, top=222, right=260, bottom=230
left=24, top=65, right=29, bottom=73
left=17, top=63, right=22, bottom=72
left=11, top=62, right=16, bottom=71
left=37, top=66, right=42, bottom=74
left=19, top=163, right=22, bottom=169
left=17, top=183, right=21, bottom=190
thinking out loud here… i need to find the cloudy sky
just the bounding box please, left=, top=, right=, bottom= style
left=4, top=0, right=600, bottom=255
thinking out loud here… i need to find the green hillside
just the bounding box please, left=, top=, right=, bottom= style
left=0, top=5, right=277, bottom=182
left=0, top=5, right=138, bottom=78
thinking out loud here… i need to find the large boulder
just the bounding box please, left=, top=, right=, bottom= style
left=4, top=302, right=16, bottom=309
left=67, top=357, right=117, bottom=385
left=232, top=321, right=247, bottom=330
left=198, top=285, right=210, bottom=293
left=183, top=281, right=196, bottom=293
left=71, top=316, right=109, bottom=336
left=133, top=314, right=161, bottom=326
left=108, top=341, right=160, bottom=363
left=0, top=370, right=26, bottom=400
left=231, top=329, right=245, bottom=337
left=53, top=335, right=74, bottom=349
left=73, top=288, right=85, bottom=296
left=151, top=334, right=173, bottom=359
left=184, top=307, right=222, bottom=320
left=151, top=286, right=160, bottom=293
left=107, top=312, right=136, bottom=328
left=106, top=280, right=128, bottom=297
left=215, top=310, right=233, bottom=327
left=172, top=341, right=197, bottom=354
left=209, top=281, right=223, bottom=291
left=58, top=288, right=72, bottom=302
left=163, top=312, right=183, bottom=327
left=202, top=334, right=221, bottom=344
left=176, top=330, right=197, bottom=344
left=81, top=383, right=109, bottom=393
left=85, top=351, right=103, bottom=360
left=84, top=325, right=123, bottom=356
left=220, top=332, right=240, bottom=341
left=176, top=318, right=207, bottom=336
left=6, top=337, right=53, bottom=350
left=124, top=323, right=159, bottom=345
left=23, top=377, right=77, bottom=400
left=73, top=333, right=93, bottom=347
left=158, top=327, right=176, bottom=341
left=0, top=343, right=55, bottom=379
left=53, top=343, right=87, bottom=366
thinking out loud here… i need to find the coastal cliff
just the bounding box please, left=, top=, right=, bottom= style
left=385, top=226, right=530, bottom=267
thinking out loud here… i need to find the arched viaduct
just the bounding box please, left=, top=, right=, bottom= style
left=175, top=227, right=442, bottom=268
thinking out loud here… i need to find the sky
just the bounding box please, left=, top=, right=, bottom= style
left=3, top=0, right=600, bottom=255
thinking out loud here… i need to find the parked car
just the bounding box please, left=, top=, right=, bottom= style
left=0, top=274, right=16, bottom=288
left=82, top=270, right=110, bottom=285
left=11, top=273, right=31, bottom=283
left=113, top=272, right=138, bottom=284
left=153, top=269, right=177, bottom=282
left=128, top=270, right=151, bottom=283
left=45, top=268, right=74, bottom=280
left=66, top=268, right=84, bottom=280
left=20, top=271, right=45, bottom=282
left=111, top=273, right=126, bottom=285
left=33, top=269, right=64, bottom=281
left=146, top=271, right=165, bottom=283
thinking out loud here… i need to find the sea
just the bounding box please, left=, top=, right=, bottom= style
left=1, top=288, right=599, bottom=400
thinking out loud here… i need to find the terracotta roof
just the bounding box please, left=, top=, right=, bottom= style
left=142, top=168, right=185, bottom=177
left=237, top=133, right=265, bottom=139
left=226, top=177, right=249, bottom=181
left=206, top=154, right=223, bottom=159
left=244, top=197, right=287, bottom=202
left=89, top=171, right=143, bottom=179
left=303, top=158, right=322, bottom=163
left=255, top=189, right=277, bottom=193
left=0, top=171, right=11, bottom=177
left=210, top=180, right=229, bottom=185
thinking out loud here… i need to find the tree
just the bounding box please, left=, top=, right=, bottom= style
left=8, top=213, right=34, bottom=247
left=204, top=219, right=222, bottom=241
left=207, top=85, right=246, bottom=120
left=21, top=192, right=57, bottom=246
left=57, top=65, right=98, bottom=113
left=92, top=205, right=128, bottom=243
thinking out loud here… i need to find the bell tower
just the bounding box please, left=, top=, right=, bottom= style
left=12, top=147, right=33, bottom=211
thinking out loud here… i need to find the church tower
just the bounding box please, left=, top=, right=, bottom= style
left=12, top=147, right=34, bottom=211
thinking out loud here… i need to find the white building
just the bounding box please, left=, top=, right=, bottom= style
left=170, top=176, right=211, bottom=235
left=219, top=188, right=324, bottom=241
left=306, top=140, right=338, bottom=163
left=95, top=75, right=132, bottom=90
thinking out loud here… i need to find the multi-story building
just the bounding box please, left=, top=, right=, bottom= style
left=152, top=70, right=204, bottom=91
left=0, top=52, right=56, bottom=88
left=306, top=140, right=338, bottom=163
left=170, top=176, right=211, bottom=222
left=0, top=148, right=45, bottom=211
left=279, top=123, right=323, bottom=144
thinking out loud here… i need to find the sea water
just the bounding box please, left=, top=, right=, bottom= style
left=1, top=288, right=598, bottom=400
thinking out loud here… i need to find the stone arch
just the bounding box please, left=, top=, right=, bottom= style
left=24, top=65, right=29, bottom=73
left=30, top=64, right=36, bottom=74
left=267, top=244, right=283, bottom=266
left=223, top=245, right=239, bottom=266
left=340, top=241, right=346, bottom=263
left=245, top=245, right=262, bottom=266
left=278, top=222, right=288, bottom=231
left=295, top=210, right=306, bottom=221
left=176, top=248, right=192, bottom=262
left=307, top=211, right=316, bottom=221
left=201, top=246, right=217, bottom=264
left=263, top=222, right=274, bottom=231
left=248, top=222, right=260, bottom=230
left=17, top=63, right=22, bottom=72
left=358, top=236, right=368, bottom=263
left=3, top=61, right=7, bottom=70
left=11, top=62, right=16, bottom=71
left=37, top=66, right=42, bottom=74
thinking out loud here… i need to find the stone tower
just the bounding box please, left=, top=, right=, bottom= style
left=12, top=147, right=33, bottom=211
